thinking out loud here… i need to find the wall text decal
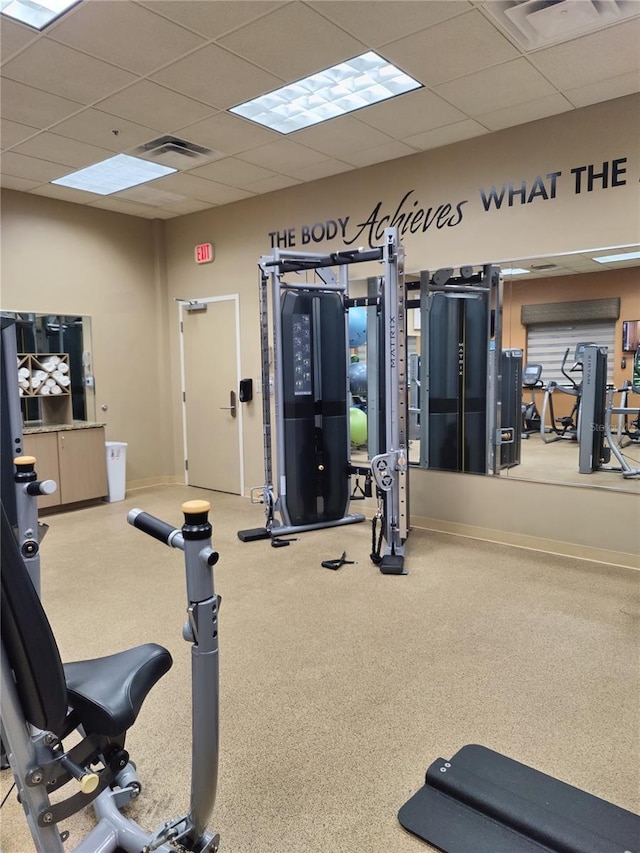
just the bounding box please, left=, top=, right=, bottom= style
left=267, top=158, right=632, bottom=250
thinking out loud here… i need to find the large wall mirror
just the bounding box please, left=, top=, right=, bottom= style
left=3, top=312, right=96, bottom=425
left=349, top=246, right=639, bottom=495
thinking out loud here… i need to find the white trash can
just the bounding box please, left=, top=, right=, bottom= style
left=105, top=441, right=127, bottom=502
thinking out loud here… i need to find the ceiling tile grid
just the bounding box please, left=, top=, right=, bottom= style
left=0, top=0, right=638, bottom=216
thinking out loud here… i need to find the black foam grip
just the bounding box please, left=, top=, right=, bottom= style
left=129, top=510, right=177, bottom=546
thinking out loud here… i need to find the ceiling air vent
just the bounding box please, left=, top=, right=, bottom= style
left=481, top=0, right=636, bottom=50
left=531, top=263, right=558, bottom=270
left=133, top=136, right=223, bottom=171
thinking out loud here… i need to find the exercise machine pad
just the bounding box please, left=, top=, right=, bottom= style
left=398, top=744, right=640, bottom=853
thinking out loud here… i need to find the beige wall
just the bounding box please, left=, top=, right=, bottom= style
left=0, top=192, right=175, bottom=486
left=2, top=95, right=639, bottom=566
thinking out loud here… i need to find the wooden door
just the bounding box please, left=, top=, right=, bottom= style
left=181, top=297, right=243, bottom=494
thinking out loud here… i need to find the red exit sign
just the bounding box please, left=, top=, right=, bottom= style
left=194, top=242, right=214, bottom=264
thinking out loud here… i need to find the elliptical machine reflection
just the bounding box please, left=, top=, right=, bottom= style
left=540, top=342, right=595, bottom=443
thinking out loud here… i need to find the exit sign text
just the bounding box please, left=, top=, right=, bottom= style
left=195, top=242, right=214, bottom=264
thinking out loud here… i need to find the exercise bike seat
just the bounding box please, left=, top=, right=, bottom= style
left=64, top=644, right=172, bottom=737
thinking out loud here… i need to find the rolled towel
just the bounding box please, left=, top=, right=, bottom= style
left=18, top=367, right=30, bottom=379
left=53, top=372, right=71, bottom=386
left=56, top=361, right=69, bottom=374
left=50, top=383, right=62, bottom=395
left=39, top=384, right=50, bottom=395
left=41, top=356, right=60, bottom=372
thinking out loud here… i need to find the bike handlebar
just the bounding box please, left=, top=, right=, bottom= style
left=127, top=508, right=182, bottom=548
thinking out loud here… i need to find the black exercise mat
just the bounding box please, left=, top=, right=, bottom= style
left=398, top=744, right=640, bottom=853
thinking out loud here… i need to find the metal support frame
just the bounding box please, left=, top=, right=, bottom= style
left=370, top=230, right=409, bottom=573
left=605, top=388, right=640, bottom=477
left=248, top=229, right=410, bottom=570
left=128, top=505, right=220, bottom=852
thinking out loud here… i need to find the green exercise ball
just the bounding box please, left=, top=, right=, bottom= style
left=350, top=406, right=367, bottom=447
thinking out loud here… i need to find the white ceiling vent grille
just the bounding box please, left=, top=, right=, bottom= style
left=133, top=136, right=224, bottom=171
left=481, top=0, right=639, bottom=49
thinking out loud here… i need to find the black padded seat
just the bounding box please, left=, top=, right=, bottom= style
left=64, top=644, right=172, bottom=737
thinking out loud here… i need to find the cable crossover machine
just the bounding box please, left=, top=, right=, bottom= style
left=238, top=229, right=522, bottom=574
left=238, top=227, right=410, bottom=574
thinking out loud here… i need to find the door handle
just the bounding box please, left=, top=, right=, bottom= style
left=220, top=390, right=237, bottom=418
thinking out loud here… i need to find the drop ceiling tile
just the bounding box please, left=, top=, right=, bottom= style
left=286, top=159, right=354, bottom=182
left=138, top=1, right=284, bottom=39
left=382, top=9, right=520, bottom=87
left=477, top=93, right=573, bottom=131
left=531, top=19, right=640, bottom=90
left=151, top=44, right=283, bottom=109
left=48, top=1, right=206, bottom=75
left=237, top=139, right=330, bottom=173
left=188, top=157, right=277, bottom=187
left=293, top=116, right=393, bottom=159
left=307, top=1, right=470, bottom=47
left=96, top=81, right=215, bottom=133
left=49, top=109, right=160, bottom=152
left=2, top=40, right=137, bottom=105
left=356, top=88, right=467, bottom=137
left=1, top=151, right=69, bottom=182
left=87, top=197, right=179, bottom=218
left=191, top=183, right=255, bottom=206
left=12, top=132, right=114, bottom=169
left=564, top=72, right=640, bottom=109
left=218, top=3, right=366, bottom=80
left=29, top=184, right=102, bottom=204
left=341, top=140, right=418, bottom=168
left=0, top=16, right=39, bottom=62
left=161, top=198, right=214, bottom=215
left=434, top=59, right=557, bottom=115
left=111, top=185, right=189, bottom=207
left=153, top=172, right=255, bottom=205
left=0, top=79, right=82, bottom=128
left=0, top=174, right=39, bottom=191
left=173, top=111, right=280, bottom=155
left=403, top=119, right=489, bottom=151
left=243, top=175, right=302, bottom=194
left=1, top=119, right=39, bottom=150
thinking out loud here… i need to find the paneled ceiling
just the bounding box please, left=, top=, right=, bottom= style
left=1, top=0, right=639, bottom=220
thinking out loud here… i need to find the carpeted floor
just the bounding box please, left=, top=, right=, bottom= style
left=1, top=484, right=639, bottom=852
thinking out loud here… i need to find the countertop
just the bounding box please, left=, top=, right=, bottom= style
left=23, top=421, right=107, bottom=435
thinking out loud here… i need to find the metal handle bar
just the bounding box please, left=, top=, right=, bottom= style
left=127, top=509, right=184, bottom=549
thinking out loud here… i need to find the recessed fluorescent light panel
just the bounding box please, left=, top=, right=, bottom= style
left=502, top=268, right=530, bottom=275
left=592, top=251, right=640, bottom=264
left=229, top=51, right=422, bottom=134
left=0, top=0, right=80, bottom=30
left=51, top=154, right=177, bottom=195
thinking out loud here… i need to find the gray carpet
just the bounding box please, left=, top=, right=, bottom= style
left=2, top=485, right=639, bottom=852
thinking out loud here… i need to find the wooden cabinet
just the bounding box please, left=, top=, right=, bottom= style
left=23, top=426, right=108, bottom=508
left=21, top=432, right=60, bottom=509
